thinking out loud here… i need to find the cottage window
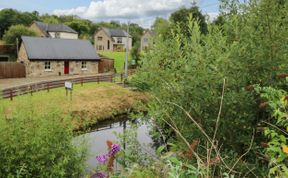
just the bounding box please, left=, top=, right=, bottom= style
left=97, top=36, right=103, bottom=41
left=81, top=61, right=87, bottom=70
left=117, top=37, right=122, bottom=44
left=44, top=61, right=51, bottom=70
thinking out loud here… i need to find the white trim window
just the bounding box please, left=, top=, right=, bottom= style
left=44, top=61, right=51, bottom=71
left=81, top=61, right=87, bottom=70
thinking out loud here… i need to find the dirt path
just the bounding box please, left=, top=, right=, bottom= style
left=0, top=73, right=111, bottom=90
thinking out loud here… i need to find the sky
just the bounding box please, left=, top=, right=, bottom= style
left=0, top=0, right=220, bottom=28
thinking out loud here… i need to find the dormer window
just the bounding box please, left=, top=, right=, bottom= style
left=97, top=36, right=103, bottom=41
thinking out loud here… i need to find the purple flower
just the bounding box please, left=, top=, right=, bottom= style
left=109, top=143, right=120, bottom=156
left=96, top=155, right=108, bottom=164
left=91, top=172, right=106, bottom=178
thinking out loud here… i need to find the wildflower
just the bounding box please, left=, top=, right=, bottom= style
left=96, top=155, right=108, bottom=164
left=110, top=143, right=120, bottom=156
left=282, top=145, right=288, bottom=154
left=91, top=171, right=106, bottom=178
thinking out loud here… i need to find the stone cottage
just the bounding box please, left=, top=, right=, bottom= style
left=30, top=21, right=78, bottom=39
left=140, top=30, right=154, bottom=51
left=18, top=36, right=101, bottom=77
left=94, top=27, right=132, bottom=51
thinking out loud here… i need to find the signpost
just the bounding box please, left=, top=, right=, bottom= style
left=65, top=81, right=73, bottom=100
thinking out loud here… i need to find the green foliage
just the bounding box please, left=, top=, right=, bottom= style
left=0, top=102, right=87, bottom=177
left=3, top=24, right=36, bottom=44
left=170, top=6, right=207, bottom=35
left=255, top=86, right=288, bottom=177
left=152, top=17, right=171, bottom=38
left=65, top=19, right=90, bottom=37
left=0, top=8, right=39, bottom=38
left=132, top=0, right=288, bottom=176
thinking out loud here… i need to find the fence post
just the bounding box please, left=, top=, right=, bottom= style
left=10, top=89, right=13, bottom=101
left=30, top=86, right=33, bottom=96
left=110, top=74, right=113, bottom=83
left=120, top=73, right=123, bottom=83
left=47, top=82, right=50, bottom=92
left=81, top=78, right=83, bottom=86
left=97, top=76, right=100, bottom=84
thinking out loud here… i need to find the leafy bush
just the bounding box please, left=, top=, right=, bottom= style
left=0, top=102, right=87, bottom=177
left=132, top=0, right=288, bottom=176
left=255, top=86, right=288, bottom=177
left=3, top=24, right=36, bottom=44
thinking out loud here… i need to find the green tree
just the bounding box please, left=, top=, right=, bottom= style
left=3, top=25, right=36, bottom=44
left=40, top=14, right=61, bottom=24
left=151, top=17, right=171, bottom=38
left=170, top=6, right=207, bottom=35
left=0, top=9, right=38, bottom=38
left=132, top=0, right=288, bottom=176
left=65, top=19, right=90, bottom=37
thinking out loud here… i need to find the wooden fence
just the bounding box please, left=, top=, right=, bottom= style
left=99, top=58, right=115, bottom=73
left=0, top=62, right=26, bottom=79
left=1, top=73, right=127, bottom=100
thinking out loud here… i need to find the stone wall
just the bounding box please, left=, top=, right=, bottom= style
left=30, top=23, right=46, bottom=37
left=94, top=30, right=112, bottom=51
left=18, top=44, right=99, bottom=77
left=24, top=61, right=98, bottom=77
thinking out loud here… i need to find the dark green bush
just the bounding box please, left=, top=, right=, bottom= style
left=0, top=103, right=87, bottom=177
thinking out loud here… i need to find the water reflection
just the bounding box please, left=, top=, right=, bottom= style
left=76, top=118, right=155, bottom=173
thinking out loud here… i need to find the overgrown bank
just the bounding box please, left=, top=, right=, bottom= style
left=1, top=82, right=149, bottom=130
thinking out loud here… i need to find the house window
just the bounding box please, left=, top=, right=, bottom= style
left=81, top=61, right=87, bottom=70
left=117, top=37, right=122, bottom=44
left=55, top=32, right=60, bottom=38
left=44, top=61, right=51, bottom=70
left=98, top=45, right=103, bottom=50
left=97, top=36, right=103, bottom=41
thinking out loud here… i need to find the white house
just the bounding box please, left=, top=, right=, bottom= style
left=30, top=21, right=78, bottom=39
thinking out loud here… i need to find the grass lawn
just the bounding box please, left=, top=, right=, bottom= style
left=98, top=51, right=132, bottom=73
left=0, top=82, right=148, bottom=130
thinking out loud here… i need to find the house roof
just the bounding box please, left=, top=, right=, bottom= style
left=22, top=36, right=100, bottom=61
left=35, top=21, right=78, bottom=34
left=102, top=28, right=131, bottom=37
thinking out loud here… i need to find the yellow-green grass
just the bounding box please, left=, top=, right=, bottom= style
left=0, top=82, right=148, bottom=130
left=98, top=51, right=132, bottom=73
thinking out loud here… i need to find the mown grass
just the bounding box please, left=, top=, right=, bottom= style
left=0, top=82, right=148, bottom=130
left=98, top=51, right=132, bottom=73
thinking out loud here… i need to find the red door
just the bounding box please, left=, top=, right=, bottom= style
left=64, top=61, right=69, bottom=74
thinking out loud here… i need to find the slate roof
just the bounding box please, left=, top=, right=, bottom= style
left=22, top=36, right=100, bottom=61
left=35, top=21, right=78, bottom=34
left=102, top=28, right=131, bottom=37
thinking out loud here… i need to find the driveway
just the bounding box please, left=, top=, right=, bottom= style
left=0, top=74, right=110, bottom=90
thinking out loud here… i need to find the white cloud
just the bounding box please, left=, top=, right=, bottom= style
left=53, top=0, right=192, bottom=27
left=53, top=0, right=219, bottom=27
left=206, top=12, right=219, bottom=22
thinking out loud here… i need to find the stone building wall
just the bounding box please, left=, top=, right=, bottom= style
left=94, top=30, right=112, bottom=51
left=30, top=23, right=46, bottom=37
left=17, top=44, right=99, bottom=77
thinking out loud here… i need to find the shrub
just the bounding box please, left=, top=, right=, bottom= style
left=3, top=24, right=36, bottom=44
left=0, top=102, right=87, bottom=177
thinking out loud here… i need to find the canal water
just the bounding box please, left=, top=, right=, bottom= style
left=75, top=117, right=156, bottom=174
